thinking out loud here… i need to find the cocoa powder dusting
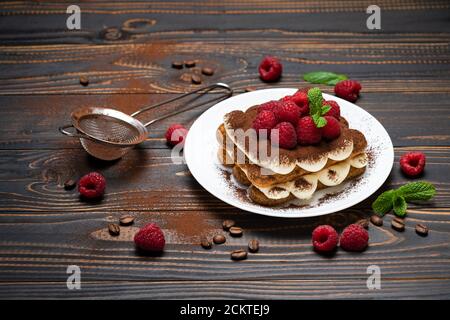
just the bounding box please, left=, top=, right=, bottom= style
left=165, top=212, right=216, bottom=244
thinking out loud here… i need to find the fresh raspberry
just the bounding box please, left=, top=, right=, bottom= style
left=258, top=56, right=282, bottom=82
left=257, top=100, right=282, bottom=113
left=312, top=225, right=339, bottom=253
left=134, top=223, right=165, bottom=252
left=321, top=116, right=341, bottom=140
left=322, top=100, right=340, bottom=119
left=78, top=172, right=106, bottom=199
left=334, top=80, right=362, bottom=102
left=165, top=124, right=188, bottom=147
left=252, top=110, right=277, bottom=134
left=290, top=91, right=310, bottom=116
left=340, top=224, right=369, bottom=252
left=400, top=152, right=426, bottom=177
left=271, top=122, right=297, bottom=149
left=296, top=87, right=312, bottom=95
left=273, top=100, right=301, bottom=125
left=296, top=116, right=322, bottom=145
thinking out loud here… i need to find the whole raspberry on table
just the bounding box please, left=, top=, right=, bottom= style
left=321, top=116, right=341, bottom=140
left=334, top=80, right=362, bottom=102
left=252, top=110, right=277, bottom=134
left=257, top=100, right=282, bottom=113
left=271, top=121, right=297, bottom=149
left=340, top=224, right=369, bottom=252
left=312, top=225, right=339, bottom=253
left=258, top=56, right=283, bottom=82
left=296, top=116, right=322, bottom=145
left=273, top=100, right=301, bottom=125
left=134, top=223, right=166, bottom=252
left=165, top=124, right=188, bottom=147
left=322, top=100, right=340, bottom=119
left=400, top=152, right=426, bottom=177
left=78, top=172, right=106, bottom=199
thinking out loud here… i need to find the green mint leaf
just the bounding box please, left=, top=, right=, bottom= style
left=321, top=105, right=331, bottom=116
left=397, top=181, right=436, bottom=201
left=316, top=116, right=327, bottom=128
left=372, top=190, right=396, bottom=216
left=303, top=71, right=348, bottom=86
left=307, top=87, right=323, bottom=116
left=393, top=194, right=407, bottom=217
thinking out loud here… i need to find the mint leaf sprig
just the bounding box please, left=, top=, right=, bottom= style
left=303, top=71, right=348, bottom=86
left=372, top=181, right=436, bottom=217
left=307, top=87, right=331, bottom=128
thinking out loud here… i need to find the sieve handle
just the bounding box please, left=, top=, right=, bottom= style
left=129, top=83, right=233, bottom=127
left=58, top=124, right=96, bottom=141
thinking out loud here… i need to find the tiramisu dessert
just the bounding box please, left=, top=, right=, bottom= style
left=217, top=87, right=368, bottom=207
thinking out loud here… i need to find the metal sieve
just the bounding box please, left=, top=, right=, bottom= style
left=59, top=82, right=233, bottom=160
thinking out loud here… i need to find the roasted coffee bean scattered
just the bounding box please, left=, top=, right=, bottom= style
left=191, top=74, right=202, bottom=84
left=79, top=76, right=89, bottom=86
left=415, top=223, right=429, bottom=236
left=356, top=219, right=369, bottom=229
left=119, top=214, right=135, bottom=226
left=229, top=226, right=243, bottom=237
left=213, top=234, right=226, bottom=244
left=171, top=61, right=183, bottom=69
left=185, top=60, right=196, bottom=68
left=201, top=67, right=214, bottom=76
left=230, top=249, right=247, bottom=261
left=222, top=219, right=235, bottom=231
left=248, top=239, right=259, bottom=253
left=391, top=217, right=405, bottom=232
left=63, top=179, right=76, bottom=190
left=370, top=215, right=383, bottom=226
left=108, top=223, right=120, bottom=236
left=200, top=237, right=212, bottom=249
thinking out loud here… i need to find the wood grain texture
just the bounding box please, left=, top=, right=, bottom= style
left=0, top=0, right=449, bottom=299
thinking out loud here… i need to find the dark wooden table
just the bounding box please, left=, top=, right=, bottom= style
left=0, top=1, right=449, bottom=299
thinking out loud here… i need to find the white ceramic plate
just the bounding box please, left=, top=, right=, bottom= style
left=184, top=88, right=394, bottom=218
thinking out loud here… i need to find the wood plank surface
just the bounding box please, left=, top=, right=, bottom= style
left=0, top=0, right=449, bottom=299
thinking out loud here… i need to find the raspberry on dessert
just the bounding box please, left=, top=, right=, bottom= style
left=295, top=87, right=312, bottom=95
left=165, top=124, right=188, bottom=147
left=252, top=110, right=277, bottom=134
left=257, top=100, right=282, bottom=113
left=334, top=80, right=362, bottom=102
left=312, top=225, right=339, bottom=253
left=400, top=152, right=426, bottom=177
left=322, top=100, right=341, bottom=119
left=134, top=223, right=165, bottom=252
left=296, top=116, right=322, bottom=145
left=273, top=100, right=301, bottom=125
left=340, top=224, right=369, bottom=252
left=78, top=172, right=106, bottom=199
left=321, top=116, right=341, bottom=140
left=258, top=56, right=283, bottom=82
left=290, top=91, right=309, bottom=116
left=271, top=121, right=297, bottom=149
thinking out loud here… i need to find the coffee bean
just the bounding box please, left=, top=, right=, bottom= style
left=191, top=74, right=202, bottom=84
left=229, top=226, right=243, bottom=237
left=356, top=219, right=369, bottom=229
left=200, top=237, right=212, bottom=249
left=171, top=61, right=183, bottom=69
left=119, top=214, right=135, bottom=226
left=248, top=239, right=259, bottom=253
left=185, top=60, right=196, bottom=68
left=201, top=67, right=214, bottom=76
left=108, top=223, right=120, bottom=236
left=370, top=215, right=383, bottom=226
left=230, top=249, right=247, bottom=261
left=391, top=217, right=405, bottom=232
left=79, top=76, right=89, bottom=86
left=415, top=223, right=429, bottom=236
left=222, top=219, right=235, bottom=231
left=213, top=234, right=226, bottom=244
left=63, top=179, right=76, bottom=190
